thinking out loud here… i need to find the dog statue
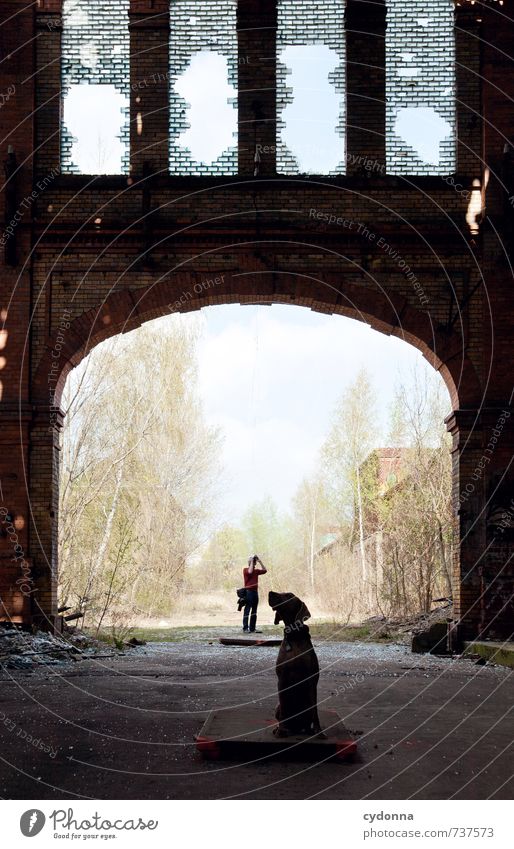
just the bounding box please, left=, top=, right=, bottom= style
left=268, top=591, right=324, bottom=738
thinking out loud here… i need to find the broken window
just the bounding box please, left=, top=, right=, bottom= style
left=169, top=0, right=238, bottom=175
left=277, top=0, right=346, bottom=175
left=61, top=0, right=130, bottom=174
left=386, top=0, right=456, bottom=175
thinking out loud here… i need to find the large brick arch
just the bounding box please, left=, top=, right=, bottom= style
left=26, top=264, right=483, bottom=638
left=31, top=269, right=481, bottom=412
left=1, top=0, right=513, bottom=645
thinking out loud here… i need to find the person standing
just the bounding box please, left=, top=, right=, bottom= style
left=242, top=555, right=267, bottom=633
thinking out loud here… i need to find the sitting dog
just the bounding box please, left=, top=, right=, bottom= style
left=268, top=591, right=324, bottom=738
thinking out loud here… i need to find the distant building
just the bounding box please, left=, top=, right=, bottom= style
left=315, top=448, right=409, bottom=617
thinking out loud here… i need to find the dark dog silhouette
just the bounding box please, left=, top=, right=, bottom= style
left=268, top=591, right=324, bottom=738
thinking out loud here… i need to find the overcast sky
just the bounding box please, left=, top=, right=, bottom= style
left=193, top=304, right=447, bottom=522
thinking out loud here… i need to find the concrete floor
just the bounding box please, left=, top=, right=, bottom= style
left=0, top=639, right=512, bottom=800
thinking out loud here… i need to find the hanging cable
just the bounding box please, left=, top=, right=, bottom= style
left=249, top=306, right=260, bottom=483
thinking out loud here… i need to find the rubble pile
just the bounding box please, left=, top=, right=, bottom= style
left=362, top=601, right=454, bottom=654
left=391, top=602, right=453, bottom=635
left=0, top=627, right=118, bottom=670
left=364, top=601, right=453, bottom=635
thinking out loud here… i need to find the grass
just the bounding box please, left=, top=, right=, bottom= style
left=309, top=622, right=394, bottom=642
left=94, top=621, right=396, bottom=645
left=131, top=626, right=223, bottom=643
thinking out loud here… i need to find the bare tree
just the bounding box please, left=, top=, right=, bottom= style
left=378, top=369, right=453, bottom=615
left=58, top=317, right=223, bottom=631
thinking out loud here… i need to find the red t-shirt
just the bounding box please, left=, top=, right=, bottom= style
left=243, top=567, right=261, bottom=590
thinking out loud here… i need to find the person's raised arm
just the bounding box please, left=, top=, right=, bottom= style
left=256, top=557, right=267, bottom=574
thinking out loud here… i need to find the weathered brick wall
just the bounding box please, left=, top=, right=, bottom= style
left=0, top=1, right=36, bottom=624
left=1, top=0, right=513, bottom=642
left=129, top=3, right=170, bottom=177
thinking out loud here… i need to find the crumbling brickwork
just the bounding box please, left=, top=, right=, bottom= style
left=168, top=0, right=238, bottom=174
left=386, top=0, right=456, bottom=175
left=277, top=0, right=346, bottom=174
left=61, top=0, right=130, bottom=173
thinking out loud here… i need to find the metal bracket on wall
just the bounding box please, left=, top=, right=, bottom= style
left=440, top=274, right=481, bottom=334
left=3, top=146, right=18, bottom=267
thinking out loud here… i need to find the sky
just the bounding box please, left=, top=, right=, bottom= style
left=193, top=304, right=447, bottom=522
left=72, top=304, right=448, bottom=528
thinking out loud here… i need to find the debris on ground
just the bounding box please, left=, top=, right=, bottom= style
left=411, top=622, right=450, bottom=655
left=0, top=625, right=120, bottom=670
left=362, top=601, right=454, bottom=654
left=126, top=636, right=147, bottom=647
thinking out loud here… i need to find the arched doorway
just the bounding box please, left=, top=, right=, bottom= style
left=27, top=267, right=485, bottom=644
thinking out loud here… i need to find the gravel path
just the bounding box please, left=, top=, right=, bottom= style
left=0, top=638, right=512, bottom=800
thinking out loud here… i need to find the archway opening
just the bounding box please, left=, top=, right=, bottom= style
left=56, top=303, right=454, bottom=643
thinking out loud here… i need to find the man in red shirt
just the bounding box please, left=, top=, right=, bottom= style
left=242, top=555, right=267, bottom=633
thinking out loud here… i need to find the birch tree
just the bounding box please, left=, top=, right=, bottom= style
left=321, top=369, right=379, bottom=578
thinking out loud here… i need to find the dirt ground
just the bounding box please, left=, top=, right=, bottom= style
left=0, top=632, right=512, bottom=800
left=136, top=590, right=336, bottom=628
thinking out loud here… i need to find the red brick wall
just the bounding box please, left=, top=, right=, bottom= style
left=0, top=1, right=36, bottom=627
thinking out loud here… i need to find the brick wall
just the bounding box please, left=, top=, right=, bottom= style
left=0, top=1, right=35, bottom=627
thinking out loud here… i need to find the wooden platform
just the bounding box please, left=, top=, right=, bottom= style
left=218, top=637, right=282, bottom=647
left=196, top=706, right=357, bottom=762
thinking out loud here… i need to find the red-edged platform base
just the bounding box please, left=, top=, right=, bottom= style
left=219, top=637, right=282, bottom=647
left=195, top=706, right=357, bottom=763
